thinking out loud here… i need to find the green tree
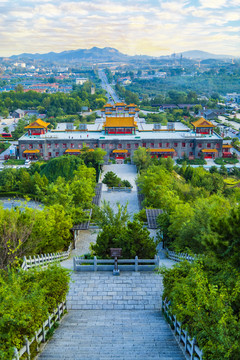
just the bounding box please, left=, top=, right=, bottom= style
left=102, top=171, right=121, bottom=187
left=14, top=84, right=24, bottom=93
left=3, top=126, right=9, bottom=133
left=93, top=200, right=129, bottom=229
left=133, top=147, right=151, bottom=170
left=91, top=220, right=156, bottom=259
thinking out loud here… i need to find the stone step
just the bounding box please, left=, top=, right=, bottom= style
left=38, top=310, right=185, bottom=360
left=67, top=272, right=163, bottom=310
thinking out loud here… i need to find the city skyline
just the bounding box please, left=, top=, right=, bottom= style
left=0, top=0, right=240, bottom=58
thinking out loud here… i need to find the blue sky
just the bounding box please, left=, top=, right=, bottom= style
left=0, top=0, right=239, bottom=57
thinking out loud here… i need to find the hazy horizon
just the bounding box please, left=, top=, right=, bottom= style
left=2, top=46, right=237, bottom=59
left=0, top=0, right=239, bottom=58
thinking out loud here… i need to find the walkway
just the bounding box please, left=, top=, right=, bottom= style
left=100, top=164, right=139, bottom=217
left=38, top=164, right=184, bottom=360
left=38, top=272, right=185, bottom=360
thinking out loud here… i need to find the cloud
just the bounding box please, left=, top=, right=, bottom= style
left=199, top=0, right=228, bottom=8
left=0, top=0, right=239, bottom=57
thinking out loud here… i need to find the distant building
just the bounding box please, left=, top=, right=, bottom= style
left=198, top=109, right=226, bottom=119
left=222, top=144, right=232, bottom=158
left=13, top=62, right=26, bottom=68
left=76, top=78, right=88, bottom=85
left=12, top=109, right=25, bottom=119
left=91, top=85, right=95, bottom=95
left=226, top=93, right=240, bottom=103
left=19, top=109, right=223, bottom=162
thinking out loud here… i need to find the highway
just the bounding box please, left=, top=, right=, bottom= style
left=98, top=69, right=121, bottom=104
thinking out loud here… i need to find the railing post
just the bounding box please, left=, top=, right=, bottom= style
left=94, top=256, right=97, bottom=272
left=179, top=323, right=182, bottom=341
left=35, top=331, right=39, bottom=351
left=184, top=330, right=188, bottom=351
left=155, top=255, right=160, bottom=267
left=13, top=347, right=19, bottom=360
left=33, top=255, right=37, bottom=267
left=135, top=256, right=138, bottom=272
left=25, top=337, right=30, bottom=360
left=73, top=257, right=76, bottom=271
left=42, top=324, right=46, bottom=342
left=174, top=315, right=177, bottom=335
left=57, top=305, right=61, bottom=321
left=48, top=315, right=51, bottom=329
left=190, top=337, right=196, bottom=360
left=22, top=256, right=27, bottom=270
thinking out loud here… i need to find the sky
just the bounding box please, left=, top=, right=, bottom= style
left=0, top=0, right=240, bottom=57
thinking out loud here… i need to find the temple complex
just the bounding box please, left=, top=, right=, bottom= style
left=18, top=103, right=224, bottom=162
left=24, top=119, right=50, bottom=136
left=191, top=118, right=215, bottom=134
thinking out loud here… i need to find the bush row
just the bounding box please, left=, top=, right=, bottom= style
left=0, top=265, right=70, bottom=359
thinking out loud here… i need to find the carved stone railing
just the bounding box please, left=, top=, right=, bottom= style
left=21, top=243, right=72, bottom=271
left=162, top=299, right=203, bottom=360
left=107, top=187, right=132, bottom=192
left=13, top=301, right=66, bottom=360
left=166, top=248, right=196, bottom=263
left=73, top=255, right=160, bottom=272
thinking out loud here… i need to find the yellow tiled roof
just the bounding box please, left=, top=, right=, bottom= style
left=201, top=149, right=218, bottom=153
left=112, top=149, right=128, bottom=153
left=103, top=103, right=112, bottom=108
left=191, top=118, right=215, bottom=128
left=65, top=148, right=94, bottom=153
left=65, top=149, right=81, bottom=153
left=115, top=102, right=126, bottom=106
left=23, top=149, right=40, bottom=154
left=104, top=117, right=137, bottom=128
left=25, top=119, right=50, bottom=129
left=148, top=148, right=175, bottom=153
left=125, top=103, right=137, bottom=108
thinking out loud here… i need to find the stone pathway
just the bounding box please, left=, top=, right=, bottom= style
left=67, top=272, right=163, bottom=310
left=37, top=164, right=184, bottom=360
left=100, top=164, right=139, bottom=217
left=72, top=229, right=98, bottom=257
left=38, top=271, right=185, bottom=360
left=38, top=310, right=184, bottom=360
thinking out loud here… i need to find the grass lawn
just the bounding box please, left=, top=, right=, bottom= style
left=177, top=158, right=207, bottom=165
left=5, top=159, right=25, bottom=165
left=214, top=157, right=239, bottom=165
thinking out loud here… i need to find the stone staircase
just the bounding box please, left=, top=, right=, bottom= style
left=38, top=272, right=185, bottom=360
left=67, top=272, right=163, bottom=310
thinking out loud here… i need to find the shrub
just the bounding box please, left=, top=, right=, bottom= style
left=91, top=220, right=157, bottom=259
left=159, top=261, right=240, bottom=360
left=177, top=158, right=207, bottom=165
left=102, top=171, right=121, bottom=187
left=215, top=157, right=239, bottom=165
left=122, top=179, right=132, bottom=187
left=0, top=265, right=70, bottom=359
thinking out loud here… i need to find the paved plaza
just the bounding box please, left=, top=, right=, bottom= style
left=67, top=271, right=163, bottom=310
left=100, top=164, right=139, bottom=217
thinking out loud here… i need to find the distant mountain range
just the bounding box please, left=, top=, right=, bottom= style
left=175, top=50, right=233, bottom=60
left=9, top=47, right=233, bottom=62
left=10, top=47, right=130, bottom=62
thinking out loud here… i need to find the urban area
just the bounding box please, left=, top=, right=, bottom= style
left=1, top=48, right=240, bottom=360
